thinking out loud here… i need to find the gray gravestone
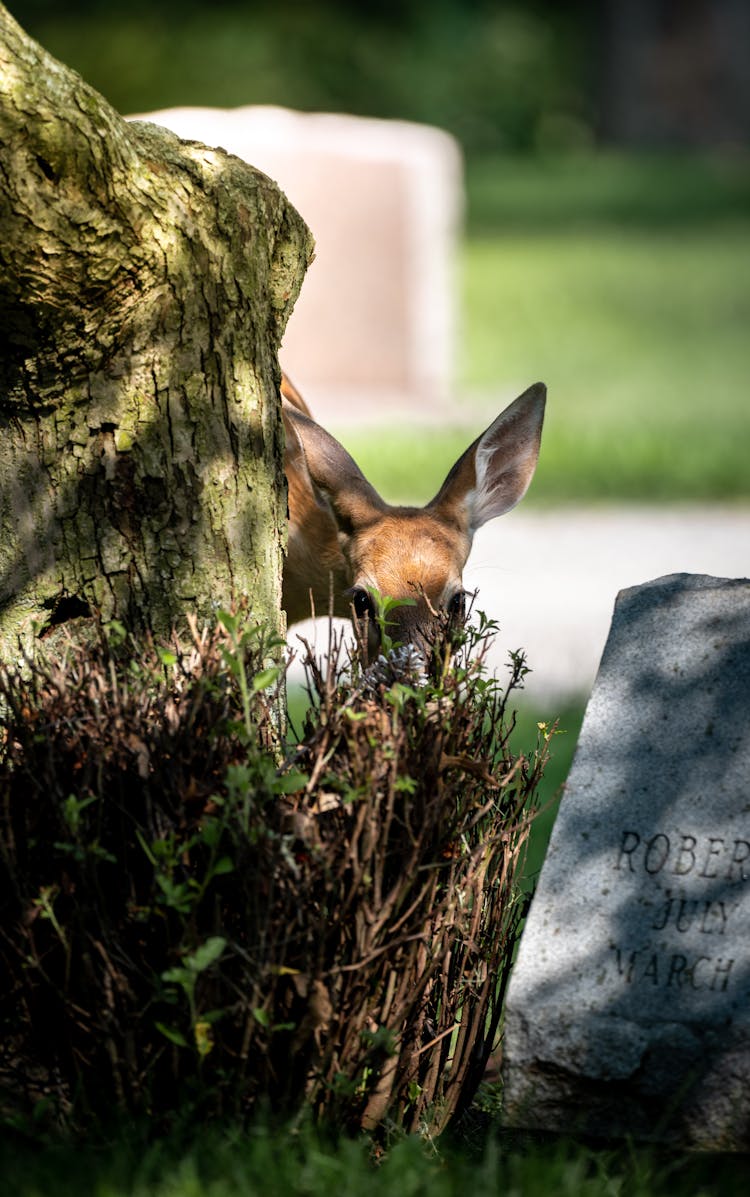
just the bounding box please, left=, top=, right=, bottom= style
left=503, top=573, right=750, bottom=1150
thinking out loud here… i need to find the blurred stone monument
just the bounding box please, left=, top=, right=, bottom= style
left=503, top=573, right=750, bottom=1150
left=129, top=105, right=463, bottom=423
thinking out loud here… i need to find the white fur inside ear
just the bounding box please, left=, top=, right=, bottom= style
left=467, top=394, right=544, bottom=531
left=466, top=437, right=525, bottom=530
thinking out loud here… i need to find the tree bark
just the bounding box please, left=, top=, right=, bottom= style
left=0, top=4, right=313, bottom=658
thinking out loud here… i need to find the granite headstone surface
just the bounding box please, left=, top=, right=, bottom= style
left=503, top=573, right=750, bottom=1150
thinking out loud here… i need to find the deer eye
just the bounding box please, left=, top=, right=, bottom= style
left=351, top=588, right=374, bottom=620
left=447, top=590, right=467, bottom=621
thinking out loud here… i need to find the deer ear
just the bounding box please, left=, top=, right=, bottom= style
left=283, top=402, right=384, bottom=534
left=280, top=371, right=313, bottom=417
left=429, top=383, right=546, bottom=532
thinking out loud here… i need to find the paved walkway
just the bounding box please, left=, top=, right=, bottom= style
left=286, top=504, right=750, bottom=708
left=463, top=504, right=750, bottom=705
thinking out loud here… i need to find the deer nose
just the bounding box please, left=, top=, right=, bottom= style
left=387, top=611, right=433, bottom=663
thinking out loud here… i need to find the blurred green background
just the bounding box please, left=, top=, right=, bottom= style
left=8, top=0, right=749, bottom=858
left=10, top=0, right=591, bottom=152
left=11, top=0, right=748, bottom=506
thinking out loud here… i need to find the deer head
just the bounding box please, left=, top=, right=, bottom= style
left=281, top=376, right=546, bottom=660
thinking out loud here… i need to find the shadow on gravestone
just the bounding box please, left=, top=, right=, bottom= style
left=503, top=573, right=750, bottom=1151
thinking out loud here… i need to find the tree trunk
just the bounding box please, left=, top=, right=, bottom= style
left=0, top=4, right=313, bottom=659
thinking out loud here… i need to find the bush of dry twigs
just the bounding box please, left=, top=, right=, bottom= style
left=0, top=606, right=549, bottom=1139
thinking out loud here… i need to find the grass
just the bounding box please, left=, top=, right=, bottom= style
left=508, top=701, right=583, bottom=889
left=3, top=1118, right=750, bottom=1197
left=460, top=226, right=749, bottom=498
left=337, top=153, right=750, bottom=506
left=464, top=152, right=750, bottom=233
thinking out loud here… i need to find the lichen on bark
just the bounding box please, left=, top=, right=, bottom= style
left=0, top=3, right=314, bottom=659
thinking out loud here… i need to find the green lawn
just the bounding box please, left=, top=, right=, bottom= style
left=340, top=154, right=750, bottom=506
left=3, top=1119, right=749, bottom=1197
left=508, top=702, right=583, bottom=889
left=464, top=152, right=750, bottom=233
left=461, top=225, right=749, bottom=499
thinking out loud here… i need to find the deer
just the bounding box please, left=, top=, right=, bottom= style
left=280, top=373, right=545, bottom=661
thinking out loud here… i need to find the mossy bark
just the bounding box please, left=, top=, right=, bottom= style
left=0, top=4, right=313, bottom=659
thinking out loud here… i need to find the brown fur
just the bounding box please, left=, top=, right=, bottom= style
left=280, top=373, right=546, bottom=653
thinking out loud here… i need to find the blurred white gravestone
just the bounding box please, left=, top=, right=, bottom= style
left=503, top=573, right=750, bottom=1150
left=128, top=106, right=463, bottom=422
